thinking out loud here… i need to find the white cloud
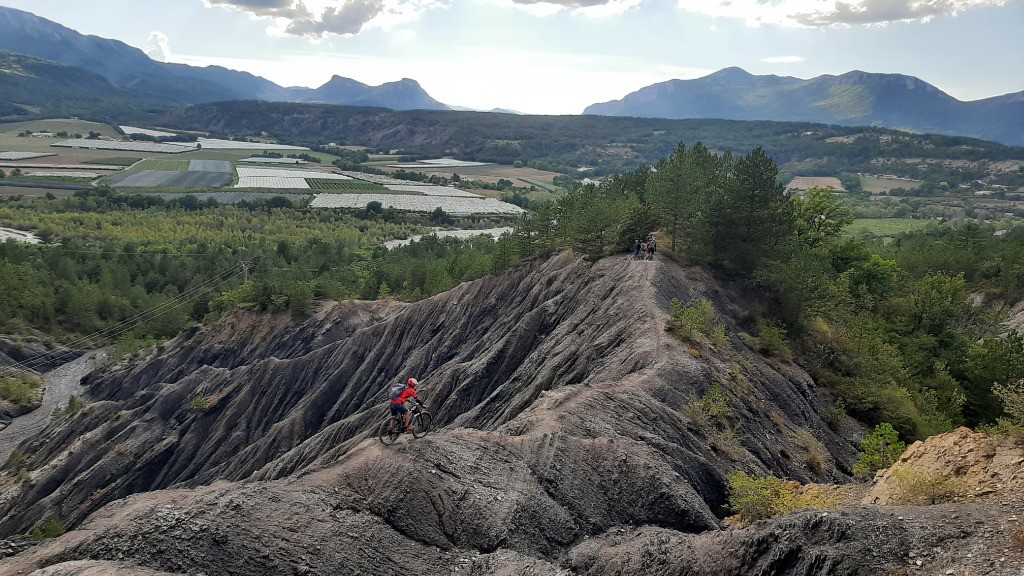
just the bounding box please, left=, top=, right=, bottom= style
left=286, top=0, right=384, bottom=35
left=145, top=31, right=172, bottom=62
left=203, top=0, right=313, bottom=19
left=203, top=0, right=447, bottom=36
left=677, top=0, right=1008, bottom=27
left=486, top=0, right=644, bottom=17
left=763, top=55, right=804, bottom=63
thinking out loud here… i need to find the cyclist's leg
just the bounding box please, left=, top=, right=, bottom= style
left=390, top=403, right=407, bottom=429
left=393, top=403, right=409, bottom=429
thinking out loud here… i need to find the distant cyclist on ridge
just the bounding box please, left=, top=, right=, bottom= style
left=389, top=378, right=424, bottom=431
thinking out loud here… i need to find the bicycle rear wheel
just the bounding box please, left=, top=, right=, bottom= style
left=411, top=411, right=433, bottom=438
left=378, top=417, right=401, bottom=445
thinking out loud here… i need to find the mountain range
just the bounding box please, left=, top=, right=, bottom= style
left=0, top=5, right=1022, bottom=146
left=585, top=67, right=1024, bottom=147
left=0, top=6, right=446, bottom=112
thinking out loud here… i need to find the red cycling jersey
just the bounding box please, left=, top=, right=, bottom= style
left=391, top=387, right=419, bottom=405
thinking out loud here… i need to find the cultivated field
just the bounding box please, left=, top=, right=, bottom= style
left=54, top=139, right=191, bottom=154
left=384, top=163, right=562, bottom=188
left=848, top=218, right=934, bottom=236
left=239, top=157, right=308, bottom=165
left=388, top=159, right=490, bottom=168
left=859, top=175, right=923, bottom=193
left=173, top=138, right=309, bottom=151
left=787, top=176, right=844, bottom=191
left=0, top=152, right=56, bottom=161
left=119, top=126, right=177, bottom=138
left=104, top=171, right=232, bottom=188
left=236, top=176, right=310, bottom=189
left=384, top=184, right=482, bottom=198
left=133, top=159, right=188, bottom=171
left=236, top=167, right=349, bottom=179
left=188, top=160, right=233, bottom=173
left=154, top=192, right=313, bottom=203
left=310, top=193, right=525, bottom=215
left=518, top=178, right=560, bottom=192
left=336, top=171, right=432, bottom=186
left=307, top=179, right=386, bottom=191
left=0, top=119, right=120, bottom=138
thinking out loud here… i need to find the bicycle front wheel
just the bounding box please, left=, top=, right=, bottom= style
left=378, top=417, right=401, bottom=445
left=411, top=411, right=433, bottom=438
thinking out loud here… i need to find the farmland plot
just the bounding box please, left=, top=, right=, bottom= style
left=239, top=157, right=307, bottom=164
left=2, top=162, right=124, bottom=170
left=236, top=176, right=310, bottom=189
left=188, top=160, right=232, bottom=173
left=167, top=138, right=310, bottom=151
left=106, top=171, right=232, bottom=188
left=307, top=179, right=387, bottom=191
left=134, top=159, right=188, bottom=171
left=119, top=126, right=177, bottom=138
left=0, top=152, right=56, bottom=161
left=53, top=139, right=193, bottom=154
left=337, top=171, right=434, bottom=186
left=26, top=171, right=102, bottom=178
left=155, top=192, right=312, bottom=204
left=383, top=184, right=482, bottom=198
left=388, top=159, right=489, bottom=168
left=310, top=194, right=525, bottom=215
left=236, top=167, right=350, bottom=179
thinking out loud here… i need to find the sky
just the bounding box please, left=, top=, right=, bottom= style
left=1, top=0, right=1022, bottom=114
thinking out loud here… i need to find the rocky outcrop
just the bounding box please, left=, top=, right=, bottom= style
left=864, top=427, right=1024, bottom=505
left=0, top=254, right=867, bottom=573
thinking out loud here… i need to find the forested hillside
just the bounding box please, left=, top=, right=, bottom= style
left=0, top=190, right=505, bottom=353
left=0, top=51, right=169, bottom=123
left=159, top=101, right=1024, bottom=176
left=492, top=142, right=1024, bottom=440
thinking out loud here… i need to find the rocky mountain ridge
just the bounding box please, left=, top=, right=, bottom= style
left=0, top=253, right=871, bottom=573
left=585, top=67, right=1024, bottom=147
left=1, top=255, right=1020, bottom=575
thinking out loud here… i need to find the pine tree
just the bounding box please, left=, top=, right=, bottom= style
left=709, top=147, right=792, bottom=274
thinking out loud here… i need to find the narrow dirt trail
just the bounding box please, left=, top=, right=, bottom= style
left=0, top=350, right=104, bottom=463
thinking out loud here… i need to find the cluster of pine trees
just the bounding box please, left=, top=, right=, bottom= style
left=496, top=142, right=1023, bottom=439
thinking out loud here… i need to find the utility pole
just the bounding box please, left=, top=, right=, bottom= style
left=240, top=261, right=254, bottom=283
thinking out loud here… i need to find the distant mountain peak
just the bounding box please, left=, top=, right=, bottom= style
left=708, top=66, right=753, bottom=78
left=583, top=67, right=1024, bottom=146
left=0, top=5, right=449, bottom=111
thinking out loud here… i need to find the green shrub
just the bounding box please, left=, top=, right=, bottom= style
left=757, top=319, right=791, bottom=359
left=29, top=515, right=66, bottom=540
left=668, top=299, right=722, bottom=343
left=192, top=394, right=210, bottom=412
left=0, top=373, right=43, bottom=405
left=684, top=383, right=731, bottom=428
left=51, top=395, right=85, bottom=420
left=993, top=379, right=1024, bottom=422
left=887, top=468, right=968, bottom=505
left=981, top=379, right=1024, bottom=441
left=823, top=400, right=847, bottom=430
left=4, top=450, right=26, bottom=472
left=853, top=423, right=907, bottom=478
left=726, top=472, right=843, bottom=525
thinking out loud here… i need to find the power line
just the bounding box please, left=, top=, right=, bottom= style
left=0, top=261, right=250, bottom=380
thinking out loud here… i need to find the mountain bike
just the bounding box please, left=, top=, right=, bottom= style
left=378, top=403, right=432, bottom=445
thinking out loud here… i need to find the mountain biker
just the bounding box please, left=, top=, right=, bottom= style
left=634, top=239, right=644, bottom=259
left=645, top=235, right=656, bottom=260
left=390, top=377, right=424, bottom=430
